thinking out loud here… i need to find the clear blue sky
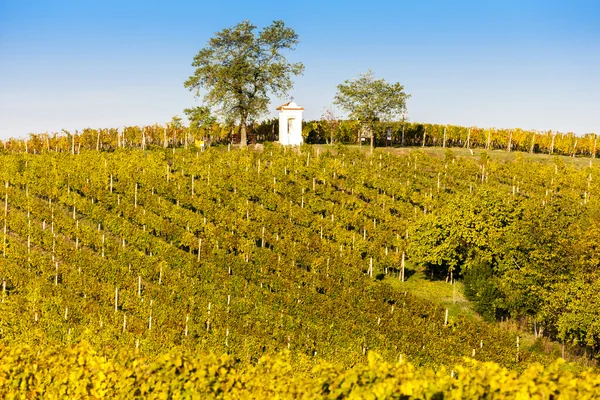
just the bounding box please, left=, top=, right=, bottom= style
left=1, top=0, right=598, bottom=139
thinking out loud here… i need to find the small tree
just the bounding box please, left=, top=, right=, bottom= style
left=184, top=20, right=304, bottom=147
left=184, top=106, right=216, bottom=145
left=321, top=107, right=339, bottom=145
left=167, top=115, right=184, bottom=148
left=334, top=70, right=410, bottom=152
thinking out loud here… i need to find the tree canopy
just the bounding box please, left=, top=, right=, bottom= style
left=184, top=20, right=304, bottom=146
left=184, top=106, right=216, bottom=143
left=334, top=70, right=410, bottom=151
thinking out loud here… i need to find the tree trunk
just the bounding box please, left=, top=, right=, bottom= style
left=370, top=134, right=374, bottom=154
left=240, top=119, right=248, bottom=147
left=465, top=128, right=471, bottom=149
left=401, top=125, right=405, bottom=146
left=443, top=126, right=447, bottom=148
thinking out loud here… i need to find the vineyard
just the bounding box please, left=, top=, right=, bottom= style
left=3, top=342, right=600, bottom=398
left=1, top=143, right=600, bottom=396
left=1, top=119, right=598, bottom=158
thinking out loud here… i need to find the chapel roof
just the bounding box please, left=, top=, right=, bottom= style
left=276, top=101, right=304, bottom=111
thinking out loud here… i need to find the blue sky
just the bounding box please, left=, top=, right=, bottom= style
left=1, top=0, right=598, bottom=139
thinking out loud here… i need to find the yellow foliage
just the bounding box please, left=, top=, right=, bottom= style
left=1, top=343, right=598, bottom=398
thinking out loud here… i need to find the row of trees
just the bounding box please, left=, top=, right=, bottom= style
left=303, top=120, right=599, bottom=157
left=2, top=120, right=597, bottom=158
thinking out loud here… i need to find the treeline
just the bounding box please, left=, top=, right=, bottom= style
left=303, top=120, right=598, bottom=157
left=1, top=119, right=597, bottom=158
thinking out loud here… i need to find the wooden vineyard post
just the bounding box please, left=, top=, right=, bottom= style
left=115, top=287, right=119, bottom=312
left=27, top=226, right=31, bottom=262
left=481, top=164, right=485, bottom=183
left=138, top=276, right=142, bottom=297
left=507, top=130, right=512, bottom=152
left=3, top=183, right=7, bottom=258
left=444, top=308, right=449, bottom=326
left=400, top=252, right=405, bottom=282
left=453, top=279, right=456, bottom=304
left=197, top=237, right=202, bottom=262
left=368, top=258, right=373, bottom=278
left=206, top=302, right=211, bottom=333
left=516, top=336, right=520, bottom=362
left=466, top=127, right=471, bottom=149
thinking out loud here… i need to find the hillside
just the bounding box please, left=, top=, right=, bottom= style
left=2, top=144, right=600, bottom=395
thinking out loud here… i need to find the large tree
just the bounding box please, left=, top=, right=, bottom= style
left=334, top=70, right=410, bottom=151
left=184, top=20, right=304, bottom=147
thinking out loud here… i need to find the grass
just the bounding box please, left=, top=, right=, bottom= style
left=312, top=143, right=600, bottom=167
left=385, top=264, right=477, bottom=321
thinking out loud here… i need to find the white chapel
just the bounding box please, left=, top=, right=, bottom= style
left=276, top=100, right=304, bottom=146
